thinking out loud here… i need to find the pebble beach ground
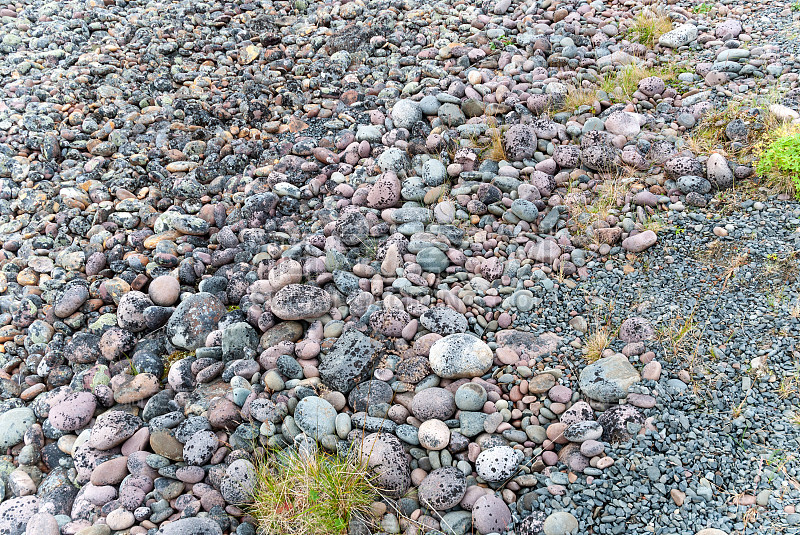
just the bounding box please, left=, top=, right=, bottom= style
left=1, top=0, right=800, bottom=534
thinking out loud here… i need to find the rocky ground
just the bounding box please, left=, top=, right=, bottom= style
left=1, top=0, right=800, bottom=534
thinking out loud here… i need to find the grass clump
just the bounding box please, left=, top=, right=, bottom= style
left=558, top=87, right=597, bottom=113
left=754, top=125, right=800, bottom=199
left=627, top=9, right=673, bottom=48
left=601, top=64, right=652, bottom=102
left=584, top=325, right=610, bottom=362
left=248, top=447, right=378, bottom=535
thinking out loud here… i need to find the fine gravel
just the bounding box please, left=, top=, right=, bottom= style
left=0, top=0, right=800, bottom=534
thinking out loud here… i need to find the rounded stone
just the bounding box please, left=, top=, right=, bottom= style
left=116, top=291, right=153, bottom=332
left=166, top=292, right=226, bottom=350
left=294, top=396, right=337, bottom=438
left=429, top=334, right=493, bottom=379
left=418, top=419, right=450, bottom=451
left=455, top=382, right=488, bottom=411
left=0, top=408, right=36, bottom=449
left=271, top=284, right=332, bottom=321
left=542, top=511, right=579, bottom=535
left=472, top=494, right=512, bottom=535
left=417, top=467, right=467, bottom=510
left=391, top=99, right=423, bottom=130
left=156, top=517, right=223, bottom=535
left=106, top=509, right=135, bottom=530
left=348, top=380, right=394, bottom=412
left=358, top=433, right=411, bottom=498
left=476, top=446, right=522, bottom=483
left=420, top=306, right=468, bottom=336
left=49, top=391, right=96, bottom=432
left=148, top=276, right=181, bottom=306
left=411, top=387, right=456, bottom=421
left=182, top=430, right=218, bottom=466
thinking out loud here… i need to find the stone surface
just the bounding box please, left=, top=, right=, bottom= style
left=429, top=333, right=493, bottom=379
left=579, top=354, right=641, bottom=403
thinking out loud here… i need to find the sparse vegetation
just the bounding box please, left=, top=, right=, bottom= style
left=754, top=125, right=800, bottom=199
left=693, top=2, right=713, bottom=14
left=248, top=447, right=378, bottom=535
left=558, top=86, right=597, bottom=113
left=601, top=63, right=676, bottom=103
left=687, top=90, right=783, bottom=159
left=584, top=324, right=610, bottom=362
left=626, top=9, right=673, bottom=48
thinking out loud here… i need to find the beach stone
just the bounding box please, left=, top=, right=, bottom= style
left=106, top=509, right=135, bottom=531
left=294, top=396, right=337, bottom=438
left=418, top=467, right=466, bottom=510
left=368, top=172, right=401, bottom=209
left=417, top=247, right=449, bottom=274
left=182, top=430, right=218, bottom=466
left=707, top=153, right=734, bottom=189
left=619, top=317, right=656, bottom=343
left=418, top=419, right=450, bottom=450
left=579, top=354, right=641, bottom=403
left=392, top=99, right=422, bottom=130
left=429, top=334, right=493, bottom=379
left=455, top=383, right=488, bottom=411
left=0, top=408, right=35, bottom=449
left=504, top=124, right=537, bottom=161
left=156, top=517, right=223, bottom=535
left=319, top=329, right=379, bottom=394
left=348, top=380, right=394, bottom=412
left=597, top=404, right=645, bottom=442
left=476, top=446, right=523, bottom=482
left=420, top=307, right=468, bottom=335
left=89, top=411, right=142, bottom=450
left=542, top=511, right=578, bottom=535
left=659, top=24, right=698, bottom=48
left=563, top=421, right=603, bottom=443
left=412, top=387, right=456, bottom=421
left=422, top=159, right=447, bottom=187
left=638, top=77, right=665, bottom=97
left=23, top=513, right=59, bottom=535
left=148, top=276, right=180, bottom=307
left=271, top=284, right=331, bottom=320
left=472, top=494, right=512, bottom=535
left=54, top=284, right=89, bottom=318
left=518, top=511, right=547, bottom=535
left=603, top=111, right=641, bottom=137
left=166, top=292, right=226, bottom=350
left=220, top=459, right=257, bottom=504
left=0, top=496, right=39, bottom=535
left=49, top=391, right=96, bottom=432
left=358, top=433, right=411, bottom=498
left=677, top=175, right=712, bottom=195
left=622, top=230, right=657, bottom=253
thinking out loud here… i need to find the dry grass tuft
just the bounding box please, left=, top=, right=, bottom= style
left=584, top=324, right=611, bottom=362
left=558, top=87, right=597, bottom=114
left=627, top=8, right=673, bottom=48
left=688, top=89, right=784, bottom=159
left=601, top=64, right=649, bottom=103
left=248, top=447, right=378, bottom=535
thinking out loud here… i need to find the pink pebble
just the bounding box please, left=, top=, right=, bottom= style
left=497, top=313, right=512, bottom=328
left=548, top=384, right=572, bottom=403
left=642, top=360, right=662, bottom=381
left=542, top=451, right=558, bottom=465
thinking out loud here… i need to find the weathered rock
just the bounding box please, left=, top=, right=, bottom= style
left=429, top=333, right=493, bottom=379
left=166, top=292, right=226, bottom=350
left=578, top=354, right=641, bottom=403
